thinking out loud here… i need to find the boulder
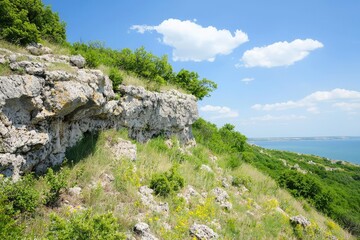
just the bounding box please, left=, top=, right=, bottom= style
left=190, top=223, right=218, bottom=239
left=26, top=43, right=52, bottom=56
left=70, top=55, right=86, bottom=68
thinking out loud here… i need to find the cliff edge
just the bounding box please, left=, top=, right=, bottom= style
left=0, top=45, right=198, bottom=179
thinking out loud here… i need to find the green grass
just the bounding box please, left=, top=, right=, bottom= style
left=1, top=129, right=355, bottom=239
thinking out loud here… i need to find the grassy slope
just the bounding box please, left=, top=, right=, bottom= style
left=20, top=129, right=353, bottom=239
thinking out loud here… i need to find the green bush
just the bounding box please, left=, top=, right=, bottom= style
left=0, top=0, right=66, bottom=45
left=47, top=209, right=126, bottom=240
left=150, top=166, right=184, bottom=197
left=109, top=67, right=123, bottom=91
left=3, top=174, right=39, bottom=213
left=0, top=175, right=24, bottom=239
left=44, top=168, right=68, bottom=206
left=232, top=175, right=252, bottom=189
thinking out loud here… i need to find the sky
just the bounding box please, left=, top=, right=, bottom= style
left=43, top=0, right=360, bottom=138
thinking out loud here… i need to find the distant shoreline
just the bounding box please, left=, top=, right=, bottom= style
left=248, top=136, right=360, bottom=142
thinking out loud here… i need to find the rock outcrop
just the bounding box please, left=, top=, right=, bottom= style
left=0, top=46, right=198, bottom=179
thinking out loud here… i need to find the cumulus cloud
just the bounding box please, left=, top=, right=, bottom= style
left=241, top=77, right=254, bottom=84
left=200, top=105, right=239, bottom=119
left=250, top=114, right=306, bottom=121
left=241, top=39, right=323, bottom=68
left=131, top=18, right=249, bottom=62
left=252, top=88, right=360, bottom=112
left=333, top=102, right=360, bottom=111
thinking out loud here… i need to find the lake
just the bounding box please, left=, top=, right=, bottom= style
left=249, top=137, right=360, bottom=165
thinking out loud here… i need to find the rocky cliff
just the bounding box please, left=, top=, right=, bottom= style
left=0, top=45, right=198, bottom=179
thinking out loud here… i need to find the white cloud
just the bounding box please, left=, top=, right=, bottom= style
left=333, top=102, right=360, bottom=111
left=250, top=114, right=306, bottom=121
left=131, top=18, right=249, bottom=62
left=241, top=77, right=254, bottom=84
left=241, top=39, right=323, bottom=68
left=200, top=105, right=239, bottom=119
left=252, top=88, right=360, bottom=112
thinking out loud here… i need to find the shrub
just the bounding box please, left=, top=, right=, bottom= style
left=44, top=168, right=68, bottom=206
left=109, top=67, right=123, bottom=91
left=3, top=174, right=39, bottom=213
left=232, top=175, right=252, bottom=189
left=150, top=166, right=184, bottom=197
left=47, top=209, right=126, bottom=239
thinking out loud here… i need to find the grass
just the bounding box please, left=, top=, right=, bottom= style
left=4, top=129, right=355, bottom=239
left=0, top=64, right=12, bottom=76
left=0, top=40, right=27, bottom=54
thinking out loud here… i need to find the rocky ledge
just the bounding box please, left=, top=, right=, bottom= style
left=0, top=45, right=198, bottom=179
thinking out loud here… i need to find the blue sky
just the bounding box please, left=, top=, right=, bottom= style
left=43, top=0, right=360, bottom=137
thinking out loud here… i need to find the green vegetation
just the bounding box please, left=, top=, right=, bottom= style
left=48, top=210, right=126, bottom=240
left=194, top=118, right=360, bottom=236
left=150, top=166, right=185, bottom=197
left=44, top=168, right=68, bottom=206
left=0, top=129, right=354, bottom=239
left=70, top=43, right=217, bottom=99
left=0, top=0, right=66, bottom=45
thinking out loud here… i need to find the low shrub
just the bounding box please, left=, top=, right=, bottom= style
left=150, top=166, right=184, bottom=197
left=47, top=209, right=126, bottom=239
left=109, top=67, right=123, bottom=91
left=44, top=168, right=68, bottom=206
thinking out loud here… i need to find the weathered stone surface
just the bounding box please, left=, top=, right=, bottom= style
left=134, top=222, right=159, bottom=240
left=138, top=186, right=169, bottom=215
left=190, top=223, right=218, bottom=240
left=106, top=138, right=137, bottom=161
left=26, top=43, right=52, bottom=56
left=70, top=55, right=86, bottom=68
left=211, top=187, right=232, bottom=210
left=290, top=215, right=311, bottom=227
left=0, top=47, right=198, bottom=180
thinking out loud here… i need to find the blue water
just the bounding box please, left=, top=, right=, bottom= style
left=249, top=138, right=360, bottom=165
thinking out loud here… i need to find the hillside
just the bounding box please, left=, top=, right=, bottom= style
left=0, top=41, right=357, bottom=239
left=1, top=129, right=355, bottom=239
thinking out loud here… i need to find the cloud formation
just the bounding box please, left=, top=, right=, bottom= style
left=200, top=105, right=239, bottom=119
left=250, top=114, right=306, bottom=121
left=241, top=77, right=254, bottom=84
left=131, top=19, right=248, bottom=62
left=241, top=39, right=323, bottom=68
left=252, top=88, right=360, bottom=112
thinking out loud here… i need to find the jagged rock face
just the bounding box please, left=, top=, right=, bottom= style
left=0, top=47, right=198, bottom=180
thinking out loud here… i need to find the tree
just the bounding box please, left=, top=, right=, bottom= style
left=0, top=0, right=66, bottom=45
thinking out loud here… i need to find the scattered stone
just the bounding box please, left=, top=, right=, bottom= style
left=290, top=215, right=311, bottom=227
left=211, top=187, right=232, bottom=210
left=308, top=160, right=316, bottom=165
left=103, top=173, right=115, bottom=182
left=200, top=164, right=213, bottom=172
left=106, top=138, right=137, bottom=161
left=190, top=223, right=218, bottom=240
left=68, top=186, right=82, bottom=196
left=138, top=186, right=169, bottom=215
left=221, top=177, right=230, bottom=188
left=70, top=55, right=86, bottom=68
left=9, top=61, right=45, bottom=76
left=179, top=185, right=200, bottom=203
left=134, top=222, right=159, bottom=240
left=26, top=43, right=52, bottom=56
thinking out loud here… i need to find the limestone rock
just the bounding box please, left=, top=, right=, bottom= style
left=70, top=55, right=86, bottom=68
left=26, top=43, right=52, bottom=56
left=106, top=138, right=137, bottom=161
left=290, top=215, right=311, bottom=227
left=0, top=47, right=198, bottom=179
left=134, top=222, right=159, bottom=240
left=190, top=223, right=218, bottom=240
left=138, top=186, right=169, bottom=215
left=211, top=187, right=232, bottom=210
